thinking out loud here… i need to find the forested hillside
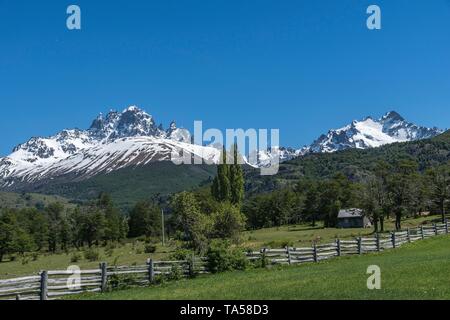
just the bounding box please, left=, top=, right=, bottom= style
left=6, top=131, right=449, bottom=210
left=0, top=192, right=75, bottom=210
left=25, top=162, right=217, bottom=210
left=245, top=130, right=450, bottom=195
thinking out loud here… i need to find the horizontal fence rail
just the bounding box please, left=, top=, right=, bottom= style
left=0, top=276, right=41, bottom=301
left=0, top=220, right=448, bottom=300
left=0, top=256, right=208, bottom=301
left=245, top=221, right=449, bottom=267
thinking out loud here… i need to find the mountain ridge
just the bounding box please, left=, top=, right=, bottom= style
left=300, top=110, right=443, bottom=154
left=256, top=110, right=443, bottom=163
left=0, top=107, right=444, bottom=192
left=0, top=106, right=222, bottom=189
left=244, top=129, right=450, bottom=196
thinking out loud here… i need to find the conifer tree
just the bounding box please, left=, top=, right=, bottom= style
left=212, top=147, right=231, bottom=202
left=229, top=144, right=244, bottom=206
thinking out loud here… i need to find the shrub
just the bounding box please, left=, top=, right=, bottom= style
left=167, top=264, right=184, bottom=281
left=83, top=248, right=100, bottom=262
left=206, top=240, right=248, bottom=273
left=153, top=274, right=167, bottom=285
left=170, top=248, right=194, bottom=261
left=109, top=273, right=142, bottom=290
left=70, top=252, right=81, bottom=263
left=21, top=256, right=30, bottom=265
left=243, top=248, right=267, bottom=269
left=135, top=247, right=143, bottom=255
left=144, top=244, right=157, bottom=254
left=259, top=251, right=269, bottom=268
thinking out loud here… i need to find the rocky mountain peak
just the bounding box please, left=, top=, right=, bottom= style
left=88, top=106, right=164, bottom=140
left=166, top=121, right=177, bottom=134
left=301, top=110, right=443, bottom=155
left=381, top=111, right=405, bottom=122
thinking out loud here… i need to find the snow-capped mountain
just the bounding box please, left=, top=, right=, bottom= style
left=89, top=106, right=166, bottom=140
left=299, top=111, right=443, bottom=154
left=0, top=108, right=444, bottom=190
left=254, top=111, right=443, bottom=163
left=253, top=147, right=302, bottom=167
left=0, top=106, right=221, bottom=189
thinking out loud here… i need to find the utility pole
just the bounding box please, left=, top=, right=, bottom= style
left=161, top=208, right=165, bottom=246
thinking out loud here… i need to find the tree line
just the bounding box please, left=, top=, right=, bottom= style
left=1, top=155, right=448, bottom=261
left=243, top=160, right=450, bottom=232
left=0, top=193, right=128, bottom=262
left=0, top=148, right=247, bottom=260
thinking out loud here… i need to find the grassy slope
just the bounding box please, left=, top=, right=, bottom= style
left=76, top=235, right=450, bottom=300
left=242, top=215, right=438, bottom=249
left=0, top=241, right=177, bottom=279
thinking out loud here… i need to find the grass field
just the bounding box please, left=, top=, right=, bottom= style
left=0, top=215, right=441, bottom=279
left=0, top=241, right=177, bottom=279
left=73, top=235, right=450, bottom=300
left=241, top=215, right=439, bottom=249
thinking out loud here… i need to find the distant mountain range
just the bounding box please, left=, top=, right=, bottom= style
left=0, top=106, right=444, bottom=193
left=301, top=111, right=443, bottom=153
left=0, top=106, right=221, bottom=189
left=245, top=129, right=450, bottom=197
left=256, top=111, right=443, bottom=164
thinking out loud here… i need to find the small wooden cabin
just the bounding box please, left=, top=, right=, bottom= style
left=337, top=208, right=371, bottom=228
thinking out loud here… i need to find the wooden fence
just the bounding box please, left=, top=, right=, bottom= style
left=0, top=257, right=208, bottom=301
left=246, top=221, right=449, bottom=266
left=0, top=220, right=448, bottom=300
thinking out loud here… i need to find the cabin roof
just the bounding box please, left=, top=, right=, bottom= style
left=338, top=208, right=364, bottom=219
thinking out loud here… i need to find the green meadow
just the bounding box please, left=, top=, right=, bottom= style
left=74, top=235, right=450, bottom=300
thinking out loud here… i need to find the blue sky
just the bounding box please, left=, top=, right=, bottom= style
left=1, top=0, right=450, bottom=156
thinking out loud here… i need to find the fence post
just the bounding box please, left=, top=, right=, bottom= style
left=357, top=237, right=362, bottom=255
left=445, top=219, right=449, bottom=234
left=376, top=233, right=380, bottom=252
left=40, top=271, right=48, bottom=301
left=433, top=223, right=438, bottom=236
left=286, top=246, right=291, bottom=265
left=407, top=228, right=411, bottom=243
left=336, top=239, right=341, bottom=257
left=313, top=243, right=318, bottom=263
left=391, top=232, right=396, bottom=249
left=100, top=262, right=108, bottom=293
left=260, top=248, right=267, bottom=268
left=147, top=258, right=155, bottom=283
left=420, top=225, right=425, bottom=239
left=189, top=254, right=195, bottom=277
